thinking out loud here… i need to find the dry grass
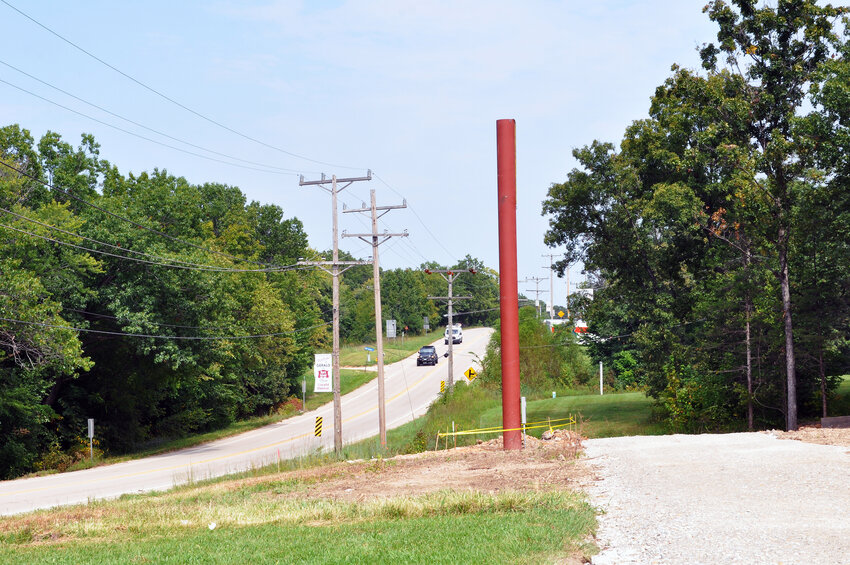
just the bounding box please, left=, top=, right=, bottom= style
left=0, top=430, right=592, bottom=549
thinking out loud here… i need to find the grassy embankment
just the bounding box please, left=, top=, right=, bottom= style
left=52, top=333, right=442, bottom=474
left=0, top=487, right=595, bottom=564
left=0, top=381, right=650, bottom=564
left=1, top=338, right=666, bottom=563
left=359, top=384, right=666, bottom=456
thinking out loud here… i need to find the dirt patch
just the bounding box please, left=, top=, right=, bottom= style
left=274, top=430, right=589, bottom=503
left=768, top=424, right=850, bottom=447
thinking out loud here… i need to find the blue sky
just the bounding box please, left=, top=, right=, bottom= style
left=0, top=1, right=718, bottom=310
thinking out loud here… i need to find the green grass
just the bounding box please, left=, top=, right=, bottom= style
left=829, top=374, right=850, bottom=416
left=37, top=330, right=459, bottom=475
left=444, top=387, right=666, bottom=443
left=0, top=486, right=595, bottom=564
left=493, top=391, right=668, bottom=438
left=333, top=332, right=443, bottom=367
left=38, top=340, right=440, bottom=475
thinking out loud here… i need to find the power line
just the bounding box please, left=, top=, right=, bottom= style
left=0, top=59, right=316, bottom=176
left=0, top=0, right=360, bottom=171
left=63, top=306, right=336, bottom=331
left=0, top=160, right=283, bottom=268
left=0, top=316, right=331, bottom=340
left=0, top=207, right=300, bottom=272
left=0, top=77, right=298, bottom=176
left=0, top=289, right=335, bottom=332
left=0, top=221, right=310, bottom=272
left=373, top=172, right=458, bottom=262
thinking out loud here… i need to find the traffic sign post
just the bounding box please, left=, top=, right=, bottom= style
left=87, top=418, right=94, bottom=460
left=464, top=367, right=477, bottom=382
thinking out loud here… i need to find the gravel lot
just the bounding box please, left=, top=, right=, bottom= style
left=583, top=432, right=850, bottom=565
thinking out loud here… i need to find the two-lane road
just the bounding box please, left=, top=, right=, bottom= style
left=0, top=327, right=493, bottom=515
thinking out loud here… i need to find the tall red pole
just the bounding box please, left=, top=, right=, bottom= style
left=497, top=119, right=522, bottom=450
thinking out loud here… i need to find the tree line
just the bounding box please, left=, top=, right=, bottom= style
left=543, top=0, right=850, bottom=432
left=0, top=125, right=499, bottom=478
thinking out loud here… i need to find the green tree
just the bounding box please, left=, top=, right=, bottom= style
left=698, top=0, right=849, bottom=429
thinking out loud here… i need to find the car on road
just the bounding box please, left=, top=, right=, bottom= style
left=444, top=324, right=463, bottom=344
left=416, top=345, right=438, bottom=366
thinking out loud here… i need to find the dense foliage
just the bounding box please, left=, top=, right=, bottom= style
left=478, top=306, right=594, bottom=394
left=543, top=0, right=850, bottom=432
left=0, top=126, right=499, bottom=478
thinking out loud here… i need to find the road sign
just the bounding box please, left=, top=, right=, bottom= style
left=558, top=310, right=565, bottom=318
left=314, top=416, right=323, bottom=437
left=386, top=319, right=397, bottom=338
left=464, top=367, right=478, bottom=381
left=87, top=419, right=94, bottom=461
left=440, top=380, right=445, bottom=394
left=364, top=347, right=375, bottom=352
left=313, top=354, right=332, bottom=392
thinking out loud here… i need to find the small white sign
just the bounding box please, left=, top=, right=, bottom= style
left=386, top=319, right=397, bottom=338
left=87, top=418, right=94, bottom=439
left=313, top=354, right=332, bottom=393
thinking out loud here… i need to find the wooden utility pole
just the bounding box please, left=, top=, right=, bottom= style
left=425, top=268, right=475, bottom=390
left=542, top=253, right=558, bottom=319
left=299, top=172, right=372, bottom=454
left=342, top=189, right=407, bottom=447
left=523, top=276, right=546, bottom=318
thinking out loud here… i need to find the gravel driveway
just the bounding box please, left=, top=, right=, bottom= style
left=583, top=432, right=850, bottom=565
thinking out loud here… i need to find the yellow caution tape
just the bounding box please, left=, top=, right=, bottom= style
left=436, top=417, right=576, bottom=438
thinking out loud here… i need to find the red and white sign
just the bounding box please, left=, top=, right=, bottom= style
left=313, top=354, right=332, bottom=392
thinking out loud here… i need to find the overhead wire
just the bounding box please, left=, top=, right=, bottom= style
left=0, top=0, right=361, bottom=171
left=0, top=316, right=331, bottom=340
left=0, top=77, right=298, bottom=176
left=59, top=306, right=336, bottom=332
left=0, top=160, right=286, bottom=268
left=373, top=172, right=459, bottom=262
left=0, top=207, right=302, bottom=272
left=0, top=221, right=311, bottom=272
left=0, top=59, right=317, bottom=176
left=0, top=288, right=335, bottom=332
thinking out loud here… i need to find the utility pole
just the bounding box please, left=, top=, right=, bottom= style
left=523, top=276, right=546, bottom=318
left=425, top=268, right=475, bottom=390
left=298, top=171, right=372, bottom=454
left=542, top=253, right=558, bottom=319
left=342, top=189, right=407, bottom=447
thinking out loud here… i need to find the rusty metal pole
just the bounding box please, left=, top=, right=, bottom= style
left=497, top=119, right=522, bottom=450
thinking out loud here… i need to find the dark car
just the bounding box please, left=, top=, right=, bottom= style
left=416, top=345, right=438, bottom=366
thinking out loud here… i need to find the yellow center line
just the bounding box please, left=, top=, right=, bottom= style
left=2, top=331, right=491, bottom=501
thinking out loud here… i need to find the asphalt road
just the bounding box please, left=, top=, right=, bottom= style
left=0, top=327, right=493, bottom=516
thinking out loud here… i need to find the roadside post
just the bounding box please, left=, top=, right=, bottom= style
left=87, top=418, right=94, bottom=460
left=520, top=397, right=527, bottom=448
left=599, top=361, right=604, bottom=395
left=302, top=378, right=306, bottom=412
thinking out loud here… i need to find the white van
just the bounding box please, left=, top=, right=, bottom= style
left=444, top=324, right=463, bottom=344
